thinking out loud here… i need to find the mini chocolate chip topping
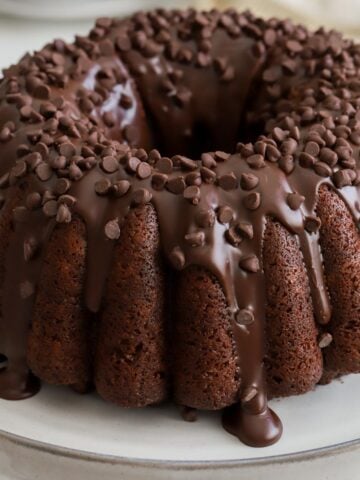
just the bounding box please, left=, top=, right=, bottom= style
left=42, top=200, right=58, bottom=217
left=217, top=205, right=234, bottom=224
left=287, top=192, right=305, bottom=210
left=195, top=208, right=215, bottom=228
left=104, top=219, right=121, bottom=240
left=23, top=237, right=38, bottom=262
left=169, top=246, right=186, bottom=270
left=235, top=308, right=255, bottom=326
left=243, top=192, right=261, bottom=210
left=218, top=172, right=238, bottom=190
left=183, top=185, right=201, bottom=204
left=95, top=178, right=112, bottom=195
left=239, top=255, right=260, bottom=273
left=132, top=188, right=152, bottom=205
left=318, top=332, right=333, bottom=348
left=112, top=179, right=131, bottom=197
left=240, top=172, right=259, bottom=190
left=19, top=280, right=35, bottom=299
left=304, top=216, right=322, bottom=233
left=184, top=231, right=205, bottom=247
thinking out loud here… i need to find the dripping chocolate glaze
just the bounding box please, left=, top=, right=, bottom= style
left=0, top=9, right=359, bottom=448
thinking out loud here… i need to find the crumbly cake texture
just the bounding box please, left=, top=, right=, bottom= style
left=0, top=8, right=359, bottom=448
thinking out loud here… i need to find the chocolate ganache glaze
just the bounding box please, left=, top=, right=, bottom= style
left=0, top=9, right=359, bottom=448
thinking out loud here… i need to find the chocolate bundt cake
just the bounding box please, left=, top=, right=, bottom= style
left=0, top=8, right=359, bottom=448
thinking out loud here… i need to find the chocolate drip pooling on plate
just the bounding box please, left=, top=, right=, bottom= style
left=0, top=9, right=359, bottom=447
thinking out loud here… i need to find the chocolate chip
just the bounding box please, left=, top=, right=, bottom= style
left=280, top=138, right=298, bottom=155
left=169, top=246, right=185, bottom=270
left=272, top=127, right=287, bottom=142
left=95, top=178, right=112, bottom=195
left=51, top=155, right=67, bottom=170
left=266, top=144, right=281, bottom=162
left=214, top=151, right=230, bottom=162
left=201, top=153, right=216, bottom=169
left=103, top=111, right=115, bottom=127
left=180, top=406, right=197, bottom=422
left=239, top=255, right=260, bottom=273
left=318, top=332, right=333, bottom=348
left=105, top=219, right=120, bottom=240
left=183, top=185, right=201, bottom=204
left=264, top=29, right=277, bottom=46
left=20, top=280, right=35, bottom=299
left=299, top=152, right=316, bottom=168
left=116, top=35, right=132, bottom=52
left=119, top=93, right=133, bottom=109
left=218, top=172, right=238, bottom=190
left=200, top=166, right=216, bottom=184
left=151, top=173, right=167, bottom=191
left=167, top=176, right=186, bottom=194
left=101, top=156, right=118, bottom=173
left=287, top=192, right=305, bottom=210
left=33, top=84, right=51, bottom=100
left=0, top=126, right=12, bottom=142
left=175, top=155, right=197, bottom=171
left=237, top=142, right=254, bottom=157
left=320, top=148, right=338, bottom=167
left=278, top=155, right=295, bottom=175
left=35, top=163, right=53, bottom=181
left=23, top=236, right=38, bottom=262
left=217, top=206, right=234, bottom=224
left=243, top=192, right=261, bottom=210
left=136, top=162, right=152, bottom=179
left=314, top=161, right=332, bottom=177
left=112, top=179, right=131, bottom=197
left=286, top=39, right=302, bottom=53
left=304, top=216, right=321, bottom=233
left=58, top=194, right=76, bottom=207
left=236, top=221, right=254, bottom=239
left=263, top=66, right=281, bottom=83
left=305, top=140, right=321, bottom=156
left=99, top=38, right=115, bottom=56
left=126, top=156, right=140, bottom=173
left=56, top=203, right=72, bottom=223
left=156, top=157, right=173, bottom=174
left=246, top=154, right=265, bottom=169
left=132, top=188, right=152, bottom=205
left=42, top=190, right=56, bottom=205
left=184, top=231, right=205, bottom=247
left=12, top=160, right=27, bottom=178
left=185, top=172, right=201, bottom=186
left=240, top=172, right=259, bottom=190
left=195, top=208, right=216, bottom=228
left=35, top=142, right=50, bottom=159
left=26, top=192, right=42, bottom=210
left=225, top=226, right=242, bottom=247
left=42, top=200, right=58, bottom=217
left=54, top=178, right=71, bottom=195
left=332, top=169, right=353, bottom=188
left=69, top=163, right=83, bottom=181
left=235, top=308, right=255, bottom=326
